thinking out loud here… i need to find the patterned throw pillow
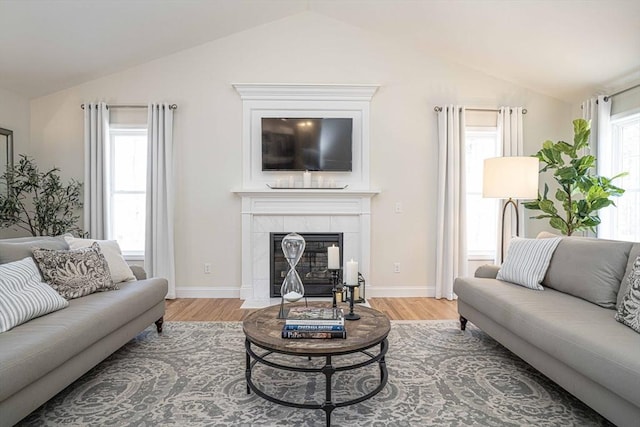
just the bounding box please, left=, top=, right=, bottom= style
left=0, top=257, right=69, bottom=333
left=497, top=237, right=562, bottom=290
left=32, top=242, right=117, bottom=300
left=615, top=256, right=640, bottom=333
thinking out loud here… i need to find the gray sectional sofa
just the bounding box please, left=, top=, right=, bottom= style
left=454, top=235, right=640, bottom=427
left=0, top=236, right=168, bottom=427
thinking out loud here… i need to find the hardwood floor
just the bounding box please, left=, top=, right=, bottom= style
left=165, top=297, right=458, bottom=321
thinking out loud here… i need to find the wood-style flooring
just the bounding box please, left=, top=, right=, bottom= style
left=165, top=298, right=458, bottom=322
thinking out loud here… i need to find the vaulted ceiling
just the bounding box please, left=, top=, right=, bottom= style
left=1, top=0, right=638, bottom=102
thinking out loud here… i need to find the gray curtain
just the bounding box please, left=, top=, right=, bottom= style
left=145, top=103, right=175, bottom=299
left=83, top=102, right=109, bottom=239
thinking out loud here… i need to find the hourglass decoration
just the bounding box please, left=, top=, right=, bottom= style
left=278, top=232, right=307, bottom=318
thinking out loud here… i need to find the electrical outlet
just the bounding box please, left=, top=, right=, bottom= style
left=204, top=263, right=212, bottom=274
left=394, top=202, right=403, bottom=213
left=394, top=262, right=400, bottom=273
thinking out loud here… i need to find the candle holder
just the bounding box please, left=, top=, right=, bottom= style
left=356, top=272, right=366, bottom=303
left=329, top=269, right=341, bottom=309
left=344, top=283, right=361, bottom=321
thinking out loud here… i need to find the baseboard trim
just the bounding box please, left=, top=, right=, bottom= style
left=175, top=286, right=435, bottom=299
left=175, top=287, right=241, bottom=298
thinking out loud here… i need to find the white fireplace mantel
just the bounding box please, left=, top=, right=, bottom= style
left=233, top=83, right=380, bottom=307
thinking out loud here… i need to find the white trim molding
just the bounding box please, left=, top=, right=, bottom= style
left=232, top=83, right=380, bottom=191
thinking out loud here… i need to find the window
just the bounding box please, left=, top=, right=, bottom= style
left=465, top=127, right=500, bottom=262
left=599, top=112, right=640, bottom=242
left=107, top=127, right=147, bottom=258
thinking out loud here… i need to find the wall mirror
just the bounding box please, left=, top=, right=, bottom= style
left=0, top=127, right=14, bottom=195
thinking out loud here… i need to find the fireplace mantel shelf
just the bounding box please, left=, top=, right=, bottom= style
left=232, top=188, right=380, bottom=197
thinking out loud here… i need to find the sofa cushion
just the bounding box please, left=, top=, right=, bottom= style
left=63, top=235, right=136, bottom=284
left=619, top=243, right=640, bottom=308
left=0, top=237, right=69, bottom=264
left=32, top=243, right=117, bottom=299
left=0, top=278, right=168, bottom=402
left=0, top=258, right=69, bottom=333
left=542, top=236, right=633, bottom=308
left=616, top=256, right=640, bottom=333
left=454, top=277, right=640, bottom=408
left=496, top=237, right=561, bottom=290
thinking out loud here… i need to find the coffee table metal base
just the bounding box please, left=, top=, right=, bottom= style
left=245, top=338, right=389, bottom=427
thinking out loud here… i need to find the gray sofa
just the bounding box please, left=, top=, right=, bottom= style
left=454, top=235, right=640, bottom=427
left=0, top=236, right=168, bottom=427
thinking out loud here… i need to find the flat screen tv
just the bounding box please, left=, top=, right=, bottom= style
left=261, top=118, right=353, bottom=171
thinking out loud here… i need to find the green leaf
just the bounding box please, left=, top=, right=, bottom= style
left=550, top=217, right=569, bottom=234
left=555, top=188, right=567, bottom=202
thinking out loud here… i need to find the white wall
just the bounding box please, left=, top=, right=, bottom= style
left=0, top=87, right=31, bottom=238
left=28, top=12, right=572, bottom=296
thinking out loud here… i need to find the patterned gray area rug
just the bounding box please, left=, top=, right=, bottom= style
left=20, top=320, right=612, bottom=427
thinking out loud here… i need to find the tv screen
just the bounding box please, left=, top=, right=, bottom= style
left=261, top=118, right=353, bottom=171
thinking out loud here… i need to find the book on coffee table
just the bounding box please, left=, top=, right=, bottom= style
left=285, top=307, right=344, bottom=326
left=281, top=328, right=347, bottom=339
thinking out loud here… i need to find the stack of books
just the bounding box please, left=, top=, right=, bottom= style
left=282, top=307, right=346, bottom=339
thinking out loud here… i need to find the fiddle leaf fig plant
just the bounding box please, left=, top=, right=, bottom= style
left=523, top=119, right=626, bottom=236
left=0, top=154, right=83, bottom=236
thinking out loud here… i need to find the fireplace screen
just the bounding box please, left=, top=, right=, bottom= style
left=270, top=232, right=343, bottom=298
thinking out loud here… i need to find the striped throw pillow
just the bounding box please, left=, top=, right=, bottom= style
left=497, top=237, right=562, bottom=290
left=0, top=257, right=69, bottom=333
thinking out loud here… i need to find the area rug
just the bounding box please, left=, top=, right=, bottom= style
left=20, top=320, right=612, bottom=426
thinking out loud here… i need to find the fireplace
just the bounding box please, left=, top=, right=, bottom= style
left=270, top=232, right=343, bottom=298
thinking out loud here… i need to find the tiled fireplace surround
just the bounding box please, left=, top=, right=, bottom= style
left=237, top=190, right=377, bottom=307
left=233, top=83, right=380, bottom=307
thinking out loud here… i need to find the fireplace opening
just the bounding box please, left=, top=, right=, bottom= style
left=270, top=232, right=343, bottom=298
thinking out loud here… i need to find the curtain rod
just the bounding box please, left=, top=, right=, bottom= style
left=604, top=83, right=640, bottom=102
left=80, top=103, right=177, bottom=110
left=433, top=106, right=528, bottom=114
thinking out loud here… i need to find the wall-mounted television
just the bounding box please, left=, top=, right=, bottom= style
left=261, top=118, right=353, bottom=171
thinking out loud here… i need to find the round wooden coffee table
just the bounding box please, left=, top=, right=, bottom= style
left=243, top=302, right=390, bottom=426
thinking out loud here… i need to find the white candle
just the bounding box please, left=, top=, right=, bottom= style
left=354, top=287, right=360, bottom=301
left=276, top=178, right=282, bottom=188
left=328, top=245, right=340, bottom=269
left=317, top=176, right=323, bottom=188
left=346, top=259, right=358, bottom=285
left=303, top=171, right=311, bottom=188
left=288, top=175, right=294, bottom=187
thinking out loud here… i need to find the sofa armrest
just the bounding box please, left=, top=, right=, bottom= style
left=475, top=264, right=500, bottom=279
left=130, top=265, right=147, bottom=280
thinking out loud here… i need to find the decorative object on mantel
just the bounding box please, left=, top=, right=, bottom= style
left=524, top=118, right=626, bottom=236
left=0, top=155, right=84, bottom=236
left=278, top=233, right=307, bottom=319
left=483, top=156, right=539, bottom=261
left=303, top=171, right=311, bottom=188
left=266, top=184, right=349, bottom=190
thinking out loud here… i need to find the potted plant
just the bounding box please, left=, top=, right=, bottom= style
left=524, top=119, right=625, bottom=236
left=0, top=155, right=83, bottom=236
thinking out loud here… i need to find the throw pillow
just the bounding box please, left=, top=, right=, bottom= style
left=497, top=237, right=562, bottom=290
left=32, top=242, right=117, bottom=299
left=615, top=256, right=640, bottom=333
left=63, top=235, right=136, bottom=284
left=0, top=257, right=69, bottom=333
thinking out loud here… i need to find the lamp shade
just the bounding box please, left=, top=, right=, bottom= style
left=483, top=156, right=539, bottom=199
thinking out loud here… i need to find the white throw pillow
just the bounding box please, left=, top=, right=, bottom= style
left=64, top=235, right=136, bottom=284
left=0, top=257, right=69, bottom=333
left=497, top=237, right=562, bottom=290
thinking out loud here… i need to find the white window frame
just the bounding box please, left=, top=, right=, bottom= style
left=107, top=125, right=147, bottom=260
left=599, top=109, right=640, bottom=241
left=465, top=126, right=500, bottom=263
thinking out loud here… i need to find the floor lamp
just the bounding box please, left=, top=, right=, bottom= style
left=482, top=156, right=539, bottom=262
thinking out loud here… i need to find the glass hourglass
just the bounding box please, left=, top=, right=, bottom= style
left=278, top=233, right=306, bottom=317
